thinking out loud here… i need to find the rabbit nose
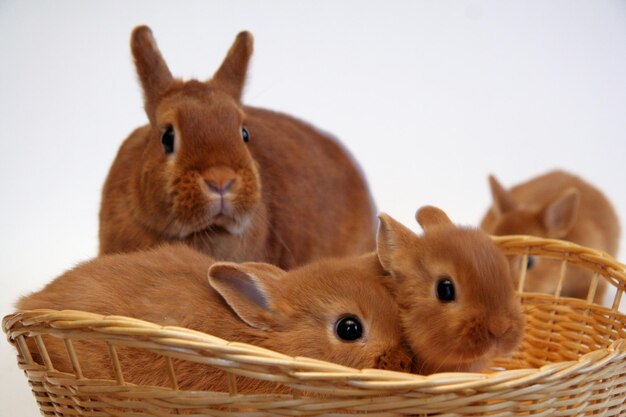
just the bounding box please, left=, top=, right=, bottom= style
left=203, top=166, right=237, bottom=194
left=488, top=317, right=511, bottom=338
left=206, top=178, right=235, bottom=194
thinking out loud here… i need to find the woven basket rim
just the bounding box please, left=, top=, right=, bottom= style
left=491, top=234, right=626, bottom=286
left=4, top=304, right=626, bottom=393
left=4, top=234, right=626, bottom=397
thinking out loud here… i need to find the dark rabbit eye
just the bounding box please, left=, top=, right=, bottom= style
left=436, top=277, right=455, bottom=302
left=526, top=256, right=536, bottom=270
left=241, top=127, right=249, bottom=143
left=161, top=125, right=175, bottom=154
left=335, top=316, right=363, bottom=341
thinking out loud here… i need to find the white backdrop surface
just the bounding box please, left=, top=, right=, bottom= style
left=1, top=1, right=625, bottom=414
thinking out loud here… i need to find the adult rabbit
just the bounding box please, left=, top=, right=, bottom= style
left=99, top=26, right=375, bottom=268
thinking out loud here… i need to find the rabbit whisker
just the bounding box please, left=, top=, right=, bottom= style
left=250, top=207, right=294, bottom=266
left=196, top=229, right=213, bottom=253
left=432, top=346, right=457, bottom=374
left=156, top=211, right=183, bottom=240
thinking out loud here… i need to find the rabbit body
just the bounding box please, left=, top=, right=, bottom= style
left=17, top=244, right=410, bottom=391
left=99, top=27, right=375, bottom=269
left=481, top=170, right=620, bottom=302
left=19, top=208, right=524, bottom=382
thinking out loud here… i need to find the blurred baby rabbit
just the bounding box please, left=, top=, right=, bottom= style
left=377, top=206, right=525, bottom=374
left=17, top=244, right=411, bottom=391
left=481, top=170, right=620, bottom=303
left=99, top=26, right=375, bottom=268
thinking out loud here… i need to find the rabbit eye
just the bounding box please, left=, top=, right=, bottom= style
left=436, top=277, right=455, bottom=302
left=526, top=256, right=536, bottom=270
left=241, top=127, right=250, bottom=143
left=335, top=316, right=363, bottom=342
left=161, top=125, right=175, bottom=154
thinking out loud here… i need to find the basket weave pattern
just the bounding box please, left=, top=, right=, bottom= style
left=4, top=235, right=626, bottom=416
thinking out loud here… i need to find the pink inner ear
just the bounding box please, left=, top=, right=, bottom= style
left=543, top=189, right=580, bottom=236
left=209, top=265, right=274, bottom=330
left=223, top=273, right=270, bottom=310
left=376, top=213, right=422, bottom=278
left=209, top=266, right=271, bottom=310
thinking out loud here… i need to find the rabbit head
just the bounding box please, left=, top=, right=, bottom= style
left=209, top=255, right=413, bottom=372
left=483, top=174, right=583, bottom=296
left=377, top=207, right=524, bottom=374
left=130, top=26, right=261, bottom=239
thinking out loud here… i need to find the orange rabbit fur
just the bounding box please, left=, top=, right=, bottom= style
left=17, top=244, right=412, bottom=392
left=99, top=26, right=375, bottom=268
left=17, top=209, right=523, bottom=383
left=377, top=206, right=525, bottom=374
left=481, top=170, right=620, bottom=303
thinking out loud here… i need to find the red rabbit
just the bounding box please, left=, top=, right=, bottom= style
left=481, top=170, right=620, bottom=303
left=18, top=243, right=411, bottom=392
left=99, top=26, right=375, bottom=268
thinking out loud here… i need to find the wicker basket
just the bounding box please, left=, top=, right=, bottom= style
left=4, top=235, right=626, bottom=416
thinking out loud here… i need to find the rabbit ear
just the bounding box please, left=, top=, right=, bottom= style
left=377, top=213, right=419, bottom=276
left=208, top=262, right=285, bottom=330
left=131, top=25, right=174, bottom=123
left=415, top=206, right=452, bottom=233
left=542, top=187, right=580, bottom=238
left=488, top=175, right=518, bottom=216
left=211, top=31, right=253, bottom=101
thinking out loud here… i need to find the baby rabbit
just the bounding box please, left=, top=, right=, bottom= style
left=99, top=26, right=375, bottom=269
left=17, top=244, right=411, bottom=391
left=481, top=170, right=620, bottom=303
left=377, top=206, right=525, bottom=374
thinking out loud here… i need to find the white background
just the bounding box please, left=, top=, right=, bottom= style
left=1, top=1, right=625, bottom=414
